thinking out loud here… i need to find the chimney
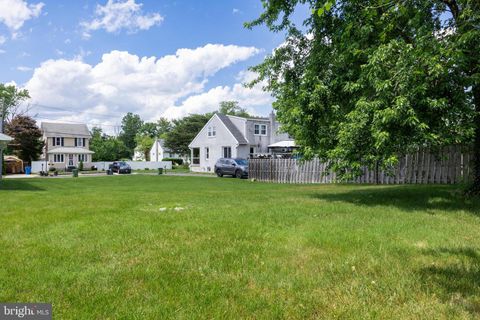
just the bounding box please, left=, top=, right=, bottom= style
left=269, top=110, right=275, bottom=144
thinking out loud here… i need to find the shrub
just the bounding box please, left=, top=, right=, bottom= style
left=173, top=163, right=189, bottom=170
left=79, top=161, right=84, bottom=171
left=49, top=167, right=57, bottom=172
left=91, top=166, right=97, bottom=171
left=162, top=158, right=183, bottom=165
left=144, top=168, right=149, bottom=170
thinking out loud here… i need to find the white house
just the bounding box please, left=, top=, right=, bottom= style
left=188, top=112, right=294, bottom=172
left=133, top=139, right=182, bottom=161
left=0, top=133, right=13, bottom=179
left=150, top=139, right=182, bottom=161
left=0, top=133, right=13, bottom=150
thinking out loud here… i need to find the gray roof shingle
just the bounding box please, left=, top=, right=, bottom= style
left=216, top=114, right=248, bottom=144
left=41, top=122, right=91, bottom=138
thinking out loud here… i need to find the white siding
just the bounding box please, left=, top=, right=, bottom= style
left=189, top=115, right=239, bottom=172
left=245, top=119, right=271, bottom=154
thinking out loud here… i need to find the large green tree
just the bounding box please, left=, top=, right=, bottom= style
left=247, top=0, right=479, bottom=190
left=156, top=117, right=173, bottom=139
left=5, top=115, right=43, bottom=164
left=0, top=84, right=30, bottom=179
left=134, top=134, right=154, bottom=161
left=0, top=84, right=30, bottom=126
left=90, top=127, right=129, bottom=161
left=164, top=114, right=212, bottom=156
left=119, top=113, right=143, bottom=158
left=138, top=118, right=173, bottom=139
left=218, top=101, right=251, bottom=117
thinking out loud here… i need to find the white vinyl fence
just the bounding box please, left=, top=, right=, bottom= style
left=30, top=161, right=172, bottom=173
left=91, top=161, right=172, bottom=171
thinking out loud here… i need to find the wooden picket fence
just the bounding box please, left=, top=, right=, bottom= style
left=249, top=146, right=472, bottom=184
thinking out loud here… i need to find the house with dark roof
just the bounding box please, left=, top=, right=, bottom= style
left=40, top=122, right=94, bottom=171
left=188, top=112, right=294, bottom=172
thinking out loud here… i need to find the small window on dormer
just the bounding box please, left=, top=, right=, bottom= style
left=208, top=126, right=216, bottom=137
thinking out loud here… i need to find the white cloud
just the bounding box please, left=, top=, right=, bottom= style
left=17, top=65, right=32, bottom=72
left=0, top=35, right=6, bottom=44
left=24, top=44, right=267, bottom=132
left=232, top=8, right=241, bottom=14
left=81, top=0, right=163, bottom=38
left=0, top=49, right=6, bottom=54
left=0, top=0, right=44, bottom=32
left=164, top=71, right=273, bottom=119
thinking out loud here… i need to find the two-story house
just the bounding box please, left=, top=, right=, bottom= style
left=188, top=112, right=295, bottom=172
left=40, top=122, right=94, bottom=170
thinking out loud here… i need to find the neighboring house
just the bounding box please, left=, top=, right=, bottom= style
left=0, top=133, right=13, bottom=179
left=150, top=139, right=182, bottom=161
left=40, top=122, right=94, bottom=171
left=0, top=133, right=13, bottom=150
left=188, top=112, right=294, bottom=172
left=132, top=139, right=182, bottom=162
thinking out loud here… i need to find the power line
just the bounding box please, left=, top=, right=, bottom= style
left=29, top=103, right=122, bottom=119
left=33, top=115, right=121, bottom=128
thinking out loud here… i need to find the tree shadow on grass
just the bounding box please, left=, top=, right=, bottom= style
left=419, top=247, right=480, bottom=315
left=309, top=185, right=480, bottom=216
left=0, top=180, right=44, bottom=191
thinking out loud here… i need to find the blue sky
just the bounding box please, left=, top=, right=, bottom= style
left=0, top=0, right=308, bottom=132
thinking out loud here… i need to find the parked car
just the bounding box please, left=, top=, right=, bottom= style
left=109, top=161, right=132, bottom=174
left=214, top=158, right=248, bottom=178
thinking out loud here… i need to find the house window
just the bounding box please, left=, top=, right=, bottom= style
left=53, top=137, right=64, bottom=146
left=249, top=147, right=255, bottom=156
left=75, top=138, right=86, bottom=147
left=261, top=125, right=267, bottom=135
left=192, top=148, right=200, bottom=165
left=53, top=154, right=64, bottom=163
left=208, top=126, right=216, bottom=137
left=223, top=146, right=232, bottom=158
left=205, top=147, right=209, bottom=160
left=78, top=154, right=87, bottom=162
left=254, top=124, right=267, bottom=136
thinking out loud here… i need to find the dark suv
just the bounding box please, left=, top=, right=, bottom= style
left=109, top=161, right=132, bottom=174
left=214, top=158, right=248, bottom=178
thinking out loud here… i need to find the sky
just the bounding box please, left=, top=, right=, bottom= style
left=0, top=0, right=308, bottom=134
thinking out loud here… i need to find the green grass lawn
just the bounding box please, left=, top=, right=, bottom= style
left=0, top=176, right=479, bottom=319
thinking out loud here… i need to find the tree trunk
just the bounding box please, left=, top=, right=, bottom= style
left=467, top=85, right=480, bottom=194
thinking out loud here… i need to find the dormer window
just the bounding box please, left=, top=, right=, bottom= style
left=254, top=124, right=267, bottom=136
left=208, top=126, right=216, bottom=137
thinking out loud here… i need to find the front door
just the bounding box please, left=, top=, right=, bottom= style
left=68, top=154, right=74, bottom=166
